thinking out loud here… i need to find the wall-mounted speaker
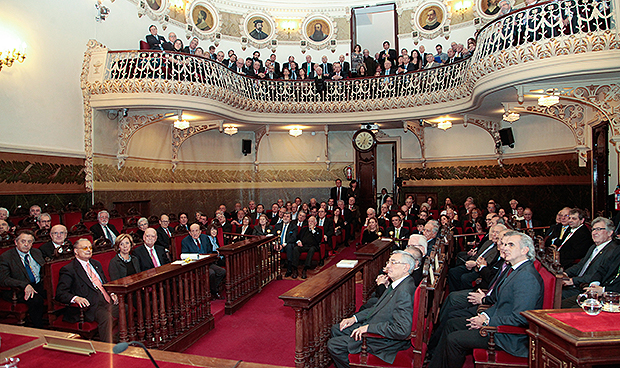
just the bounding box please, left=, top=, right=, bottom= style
left=242, top=139, right=252, bottom=156
left=499, top=128, right=515, bottom=148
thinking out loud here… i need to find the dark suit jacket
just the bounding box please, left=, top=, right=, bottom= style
left=566, top=240, right=618, bottom=286
left=484, top=260, right=543, bottom=357
left=352, top=275, right=416, bottom=364
left=297, top=226, right=322, bottom=249
left=252, top=225, right=273, bottom=236
left=90, top=223, right=119, bottom=241
left=40, top=240, right=71, bottom=260
left=156, top=226, right=173, bottom=249
left=146, top=34, right=166, bottom=50
left=317, top=217, right=334, bottom=238
left=378, top=49, right=398, bottom=66
left=0, top=248, right=45, bottom=290
left=274, top=222, right=298, bottom=246
left=397, top=63, right=417, bottom=73
left=519, top=219, right=541, bottom=229
left=386, top=226, right=409, bottom=240
left=181, top=234, right=219, bottom=254
left=330, top=186, right=349, bottom=202
left=220, top=221, right=232, bottom=233
left=586, top=245, right=620, bottom=291
left=471, top=240, right=499, bottom=264
left=133, top=244, right=170, bottom=271
left=108, top=254, right=141, bottom=281
left=558, top=225, right=592, bottom=269
left=341, top=61, right=351, bottom=77
left=55, top=258, right=110, bottom=323
left=318, top=63, right=333, bottom=75
left=301, top=62, right=316, bottom=78
left=329, top=71, right=348, bottom=80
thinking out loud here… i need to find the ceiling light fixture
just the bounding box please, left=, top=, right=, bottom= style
left=173, top=110, right=189, bottom=130
left=437, top=121, right=452, bottom=130
left=538, top=94, right=559, bottom=107
left=503, top=111, right=520, bottom=123
left=224, top=125, right=238, bottom=136
left=289, top=126, right=303, bottom=137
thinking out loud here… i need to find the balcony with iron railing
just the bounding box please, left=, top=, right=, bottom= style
left=83, top=0, right=619, bottom=124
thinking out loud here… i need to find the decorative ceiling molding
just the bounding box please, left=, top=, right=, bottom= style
left=171, top=120, right=224, bottom=171
left=117, top=113, right=167, bottom=170
left=463, top=115, right=504, bottom=165
left=404, top=120, right=426, bottom=168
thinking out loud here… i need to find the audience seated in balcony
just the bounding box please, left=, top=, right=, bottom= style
left=146, top=24, right=166, bottom=51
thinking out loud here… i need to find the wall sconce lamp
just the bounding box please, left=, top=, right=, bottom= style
left=0, top=43, right=27, bottom=72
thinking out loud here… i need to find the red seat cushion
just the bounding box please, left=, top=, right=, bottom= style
left=473, top=349, right=528, bottom=365
left=349, top=347, right=416, bottom=368
left=537, top=265, right=556, bottom=309
left=0, top=299, right=29, bottom=313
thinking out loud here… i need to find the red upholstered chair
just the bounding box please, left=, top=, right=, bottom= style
left=429, top=210, right=439, bottom=219
left=92, top=250, right=117, bottom=282
left=67, top=233, right=93, bottom=245
left=281, top=227, right=325, bottom=265
left=109, top=217, right=124, bottom=232
left=140, top=40, right=150, bottom=50
left=172, top=234, right=185, bottom=261
left=350, top=278, right=429, bottom=368
left=63, top=211, right=83, bottom=230
left=0, top=286, right=29, bottom=324
left=50, top=213, right=62, bottom=227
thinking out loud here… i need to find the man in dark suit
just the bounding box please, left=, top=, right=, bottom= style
left=329, top=62, right=348, bottom=80
left=181, top=224, right=226, bottom=298
left=338, top=54, right=351, bottom=77
left=146, top=25, right=166, bottom=50
left=133, top=228, right=170, bottom=271
left=292, top=216, right=322, bottom=279
left=397, top=55, right=417, bottom=73
left=560, top=217, right=617, bottom=301
left=444, top=48, right=462, bottom=64
left=328, top=250, right=418, bottom=367
left=317, top=208, right=335, bottom=252
left=301, top=55, right=316, bottom=79
left=381, top=60, right=397, bottom=76
left=90, top=210, right=119, bottom=243
left=182, top=37, right=199, bottom=55
left=269, top=54, right=281, bottom=75
left=556, top=208, right=592, bottom=269
left=318, top=55, right=333, bottom=76
left=428, top=231, right=544, bottom=368
left=0, top=231, right=46, bottom=328
left=423, top=220, right=439, bottom=256
left=362, top=49, right=378, bottom=76
left=269, top=204, right=281, bottom=226
left=386, top=215, right=410, bottom=249
left=294, top=211, right=308, bottom=229
left=274, top=212, right=298, bottom=277
left=582, top=245, right=620, bottom=296
left=518, top=207, right=541, bottom=230
left=378, top=41, right=398, bottom=70
left=155, top=214, right=173, bottom=249
left=330, top=179, right=349, bottom=203
left=449, top=224, right=506, bottom=291
left=55, top=238, right=119, bottom=342
left=40, top=224, right=70, bottom=259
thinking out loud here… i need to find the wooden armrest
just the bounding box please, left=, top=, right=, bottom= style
left=477, top=304, right=491, bottom=313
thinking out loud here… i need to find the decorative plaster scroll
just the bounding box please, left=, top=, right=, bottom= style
left=560, top=84, right=620, bottom=133
left=463, top=115, right=504, bottom=165
left=404, top=120, right=426, bottom=168
left=171, top=121, right=223, bottom=171
left=117, top=113, right=167, bottom=170
left=324, top=125, right=330, bottom=170
left=81, top=39, right=107, bottom=193
left=522, top=103, right=587, bottom=146
left=253, top=125, right=269, bottom=171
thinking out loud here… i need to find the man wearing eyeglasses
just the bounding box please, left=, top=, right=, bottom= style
left=0, top=230, right=46, bottom=328
left=328, top=251, right=417, bottom=367
left=40, top=224, right=70, bottom=259
left=55, top=238, right=119, bottom=342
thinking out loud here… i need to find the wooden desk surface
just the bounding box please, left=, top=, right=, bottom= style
left=523, top=309, right=620, bottom=344
left=0, top=324, right=291, bottom=368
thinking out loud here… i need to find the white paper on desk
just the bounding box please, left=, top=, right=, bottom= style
left=179, top=253, right=210, bottom=261
left=381, top=238, right=392, bottom=242
left=172, top=260, right=188, bottom=265
left=336, top=260, right=359, bottom=268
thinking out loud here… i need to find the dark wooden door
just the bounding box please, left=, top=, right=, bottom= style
left=356, top=147, right=377, bottom=219
left=592, top=121, right=609, bottom=217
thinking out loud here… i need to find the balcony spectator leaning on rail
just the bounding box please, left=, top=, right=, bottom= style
left=146, top=24, right=166, bottom=50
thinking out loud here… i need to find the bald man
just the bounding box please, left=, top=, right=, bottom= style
left=40, top=224, right=70, bottom=259
left=133, top=228, right=170, bottom=271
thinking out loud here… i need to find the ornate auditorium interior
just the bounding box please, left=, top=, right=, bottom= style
left=1, top=0, right=619, bottom=367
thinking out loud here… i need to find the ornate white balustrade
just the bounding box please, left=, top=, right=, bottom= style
left=87, top=0, right=616, bottom=118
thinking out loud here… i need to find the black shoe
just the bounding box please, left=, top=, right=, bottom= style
left=292, top=268, right=298, bottom=279
left=301, top=269, right=307, bottom=279
left=318, top=259, right=324, bottom=266
left=285, top=269, right=292, bottom=277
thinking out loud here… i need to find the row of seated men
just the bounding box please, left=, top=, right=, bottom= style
left=327, top=211, right=620, bottom=368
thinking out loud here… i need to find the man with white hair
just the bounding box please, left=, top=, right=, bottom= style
left=423, top=220, right=440, bottom=255
left=40, top=224, right=69, bottom=259
left=408, top=234, right=428, bottom=257
left=0, top=207, right=15, bottom=229
left=90, top=210, right=119, bottom=243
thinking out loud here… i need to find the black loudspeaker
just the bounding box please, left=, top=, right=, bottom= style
left=242, top=139, right=252, bottom=155
left=498, top=128, right=515, bottom=148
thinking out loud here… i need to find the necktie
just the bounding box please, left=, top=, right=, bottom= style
left=319, top=218, right=324, bottom=226
left=486, top=262, right=508, bottom=295
left=338, top=188, right=341, bottom=200
left=195, top=239, right=201, bottom=252
left=281, top=224, right=288, bottom=245
left=165, top=228, right=171, bottom=237
left=104, top=225, right=116, bottom=243
left=24, top=254, right=36, bottom=283
left=86, top=264, right=111, bottom=303
left=395, top=228, right=400, bottom=239
left=578, top=244, right=604, bottom=277
left=560, top=226, right=567, bottom=239
left=149, top=248, right=160, bottom=267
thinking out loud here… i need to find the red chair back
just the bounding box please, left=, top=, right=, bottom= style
left=67, top=233, right=93, bottom=245
left=536, top=261, right=559, bottom=309
left=92, top=250, right=117, bottom=281
left=140, top=40, right=150, bottom=50
left=173, top=234, right=185, bottom=261
left=63, top=212, right=82, bottom=229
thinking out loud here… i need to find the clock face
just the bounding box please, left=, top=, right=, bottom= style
left=354, top=130, right=375, bottom=151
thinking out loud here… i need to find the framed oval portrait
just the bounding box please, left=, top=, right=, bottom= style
left=243, top=12, right=275, bottom=43
left=413, top=2, right=448, bottom=35
left=476, top=0, right=514, bottom=20
left=302, top=15, right=334, bottom=45
left=187, top=1, right=219, bottom=34
left=145, top=0, right=168, bottom=17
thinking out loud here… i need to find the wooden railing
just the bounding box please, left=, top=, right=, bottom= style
left=279, top=261, right=366, bottom=368
left=218, top=235, right=281, bottom=314
left=104, top=255, right=217, bottom=351
left=354, top=238, right=393, bottom=305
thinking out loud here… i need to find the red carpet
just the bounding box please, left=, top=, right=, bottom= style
left=184, top=279, right=302, bottom=366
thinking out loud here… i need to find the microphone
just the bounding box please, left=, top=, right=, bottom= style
left=113, top=341, right=160, bottom=368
